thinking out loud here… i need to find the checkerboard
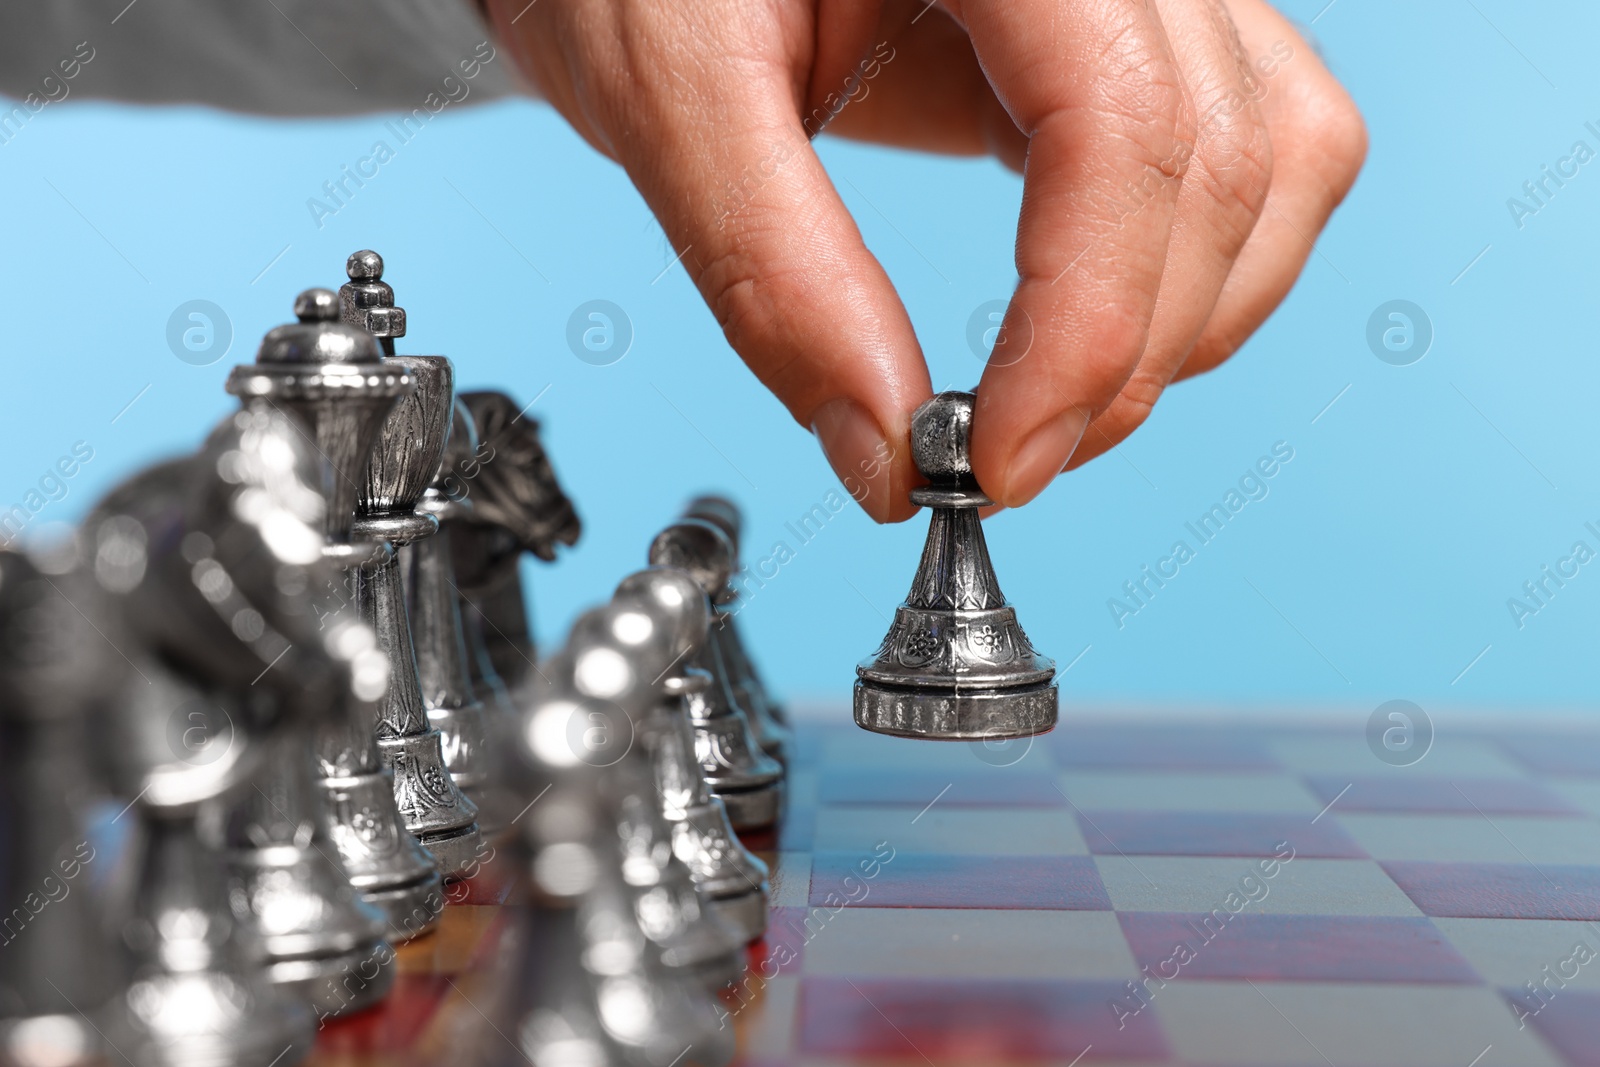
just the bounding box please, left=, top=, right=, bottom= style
left=312, top=715, right=1600, bottom=1067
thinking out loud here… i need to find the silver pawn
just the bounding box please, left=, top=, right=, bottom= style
left=854, top=391, right=1058, bottom=739
left=566, top=603, right=746, bottom=988
left=683, top=495, right=792, bottom=761
left=615, top=568, right=770, bottom=944
left=227, top=287, right=444, bottom=939
left=648, top=521, right=783, bottom=830
left=340, top=252, right=483, bottom=878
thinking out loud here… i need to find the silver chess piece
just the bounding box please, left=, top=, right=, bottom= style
left=340, top=252, right=483, bottom=879
left=648, top=521, right=783, bottom=830
left=88, top=403, right=366, bottom=1067
left=854, top=390, right=1058, bottom=740
left=409, top=399, right=514, bottom=838
left=491, top=607, right=735, bottom=1067
left=447, top=389, right=582, bottom=697
left=614, top=568, right=770, bottom=945
left=0, top=551, right=119, bottom=1067
left=227, top=287, right=445, bottom=939
left=682, top=495, right=792, bottom=762
left=565, top=602, right=746, bottom=988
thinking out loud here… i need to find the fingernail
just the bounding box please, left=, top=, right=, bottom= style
left=999, top=409, right=1089, bottom=507
left=811, top=398, right=895, bottom=523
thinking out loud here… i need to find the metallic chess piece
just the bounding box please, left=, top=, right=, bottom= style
left=615, top=568, right=770, bottom=944
left=221, top=729, right=394, bottom=1018
left=683, top=495, right=793, bottom=761
left=566, top=602, right=746, bottom=988
left=448, top=389, right=582, bottom=694
left=0, top=551, right=119, bottom=1067
left=88, top=404, right=364, bottom=1067
left=495, top=612, right=734, bottom=1067
left=227, top=288, right=445, bottom=939
left=648, top=521, right=783, bottom=830
left=409, top=400, right=514, bottom=837
left=339, top=252, right=483, bottom=879
left=854, top=390, right=1058, bottom=740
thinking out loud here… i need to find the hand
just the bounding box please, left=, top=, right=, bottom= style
left=484, top=0, right=1366, bottom=521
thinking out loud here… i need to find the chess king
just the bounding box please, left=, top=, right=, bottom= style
left=854, top=390, right=1058, bottom=740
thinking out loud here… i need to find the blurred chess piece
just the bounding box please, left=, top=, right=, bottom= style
left=88, top=404, right=372, bottom=1067
left=682, top=495, right=792, bottom=763
left=336, top=253, right=482, bottom=879
left=409, top=399, right=515, bottom=837
left=565, top=602, right=745, bottom=989
left=228, top=287, right=445, bottom=939
left=615, top=568, right=770, bottom=945
left=484, top=599, right=735, bottom=1067
left=447, top=389, right=582, bottom=696
left=0, top=550, right=119, bottom=1067
left=854, top=391, right=1058, bottom=740
left=648, top=521, right=783, bottom=830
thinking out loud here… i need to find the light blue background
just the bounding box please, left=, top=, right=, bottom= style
left=0, top=0, right=1594, bottom=717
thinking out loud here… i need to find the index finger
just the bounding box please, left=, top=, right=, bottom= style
left=953, top=0, right=1193, bottom=507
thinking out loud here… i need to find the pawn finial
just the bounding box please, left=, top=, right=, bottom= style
left=294, top=287, right=339, bottom=323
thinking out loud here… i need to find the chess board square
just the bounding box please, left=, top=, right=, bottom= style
left=1434, top=918, right=1600, bottom=990
left=1051, top=726, right=1279, bottom=770
left=818, top=767, right=1066, bottom=808
left=769, top=851, right=812, bottom=907
left=1500, top=734, right=1600, bottom=776
left=797, top=977, right=1170, bottom=1061
left=1548, top=777, right=1600, bottom=818
left=1060, top=770, right=1322, bottom=813
left=751, top=905, right=813, bottom=975
left=1096, top=856, right=1421, bottom=916
left=1076, top=811, right=1365, bottom=858
left=1511, top=989, right=1600, bottom=1066
left=1336, top=813, right=1600, bottom=864
left=1304, top=775, right=1584, bottom=816
left=1153, top=981, right=1561, bottom=1067
left=800, top=908, right=1137, bottom=979
left=812, top=805, right=1089, bottom=856
left=395, top=904, right=503, bottom=976
left=1118, top=913, right=1478, bottom=983
left=1382, top=861, right=1600, bottom=919
left=317, top=974, right=449, bottom=1053
left=809, top=851, right=1112, bottom=910
left=1270, top=734, right=1529, bottom=778
left=776, top=800, right=817, bottom=850
left=726, top=973, right=799, bottom=1059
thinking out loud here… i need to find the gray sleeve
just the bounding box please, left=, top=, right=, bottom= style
left=0, top=0, right=524, bottom=116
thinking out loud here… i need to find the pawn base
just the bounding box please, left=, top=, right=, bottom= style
left=360, top=871, right=445, bottom=942
left=707, top=885, right=770, bottom=944
left=717, top=782, right=782, bottom=831
left=854, top=679, right=1058, bottom=741
left=269, top=939, right=396, bottom=1018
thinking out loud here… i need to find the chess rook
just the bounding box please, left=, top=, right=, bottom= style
left=854, top=390, right=1058, bottom=740
left=228, top=288, right=445, bottom=938
left=648, top=520, right=783, bottom=830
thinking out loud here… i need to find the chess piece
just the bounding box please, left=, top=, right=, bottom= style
left=615, top=568, right=770, bottom=944
left=0, top=551, right=119, bottom=1067
left=339, top=252, right=483, bottom=879
left=648, top=521, right=783, bottom=830
left=683, top=495, right=792, bottom=761
left=221, top=728, right=395, bottom=1018
left=409, top=399, right=514, bottom=837
left=490, top=610, right=734, bottom=1067
left=447, top=389, right=582, bottom=694
left=854, top=390, right=1058, bottom=740
left=567, top=602, right=746, bottom=988
left=227, top=288, right=445, bottom=938
left=88, top=404, right=363, bottom=1067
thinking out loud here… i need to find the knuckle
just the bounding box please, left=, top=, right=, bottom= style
left=1188, top=104, right=1274, bottom=248
left=1281, top=76, right=1368, bottom=207
left=698, top=243, right=781, bottom=354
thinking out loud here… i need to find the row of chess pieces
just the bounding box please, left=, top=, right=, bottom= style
left=0, top=251, right=789, bottom=1067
